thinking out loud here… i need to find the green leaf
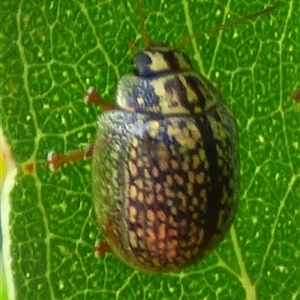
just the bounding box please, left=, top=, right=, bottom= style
left=1, top=0, right=299, bottom=299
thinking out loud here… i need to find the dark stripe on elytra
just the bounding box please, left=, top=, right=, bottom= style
left=185, top=75, right=206, bottom=109
left=163, top=51, right=180, bottom=71
left=164, top=77, right=191, bottom=110
left=194, top=113, right=224, bottom=243
left=163, top=76, right=207, bottom=114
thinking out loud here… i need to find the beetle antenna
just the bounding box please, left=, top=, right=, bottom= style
left=137, top=0, right=151, bottom=48
left=176, top=4, right=280, bottom=50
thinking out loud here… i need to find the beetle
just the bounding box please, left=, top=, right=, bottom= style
left=47, top=1, right=278, bottom=273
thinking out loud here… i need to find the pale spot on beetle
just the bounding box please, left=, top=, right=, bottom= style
left=196, top=172, right=206, bottom=184
left=182, top=159, right=190, bottom=171
left=157, top=210, right=167, bottom=222
left=211, top=119, right=226, bottom=140
left=191, top=197, right=198, bottom=206
left=166, top=248, right=177, bottom=259
left=155, top=183, right=163, bottom=193
left=136, top=159, right=144, bottom=168
left=128, top=206, right=137, bottom=223
left=178, top=192, right=187, bottom=208
left=137, top=97, right=145, bottom=107
left=137, top=211, right=146, bottom=225
left=152, top=79, right=188, bottom=115
left=135, top=178, right=144, bottom=189
left=166, top=244, right=178, bottom=258
left=165, top=188, right=176, bottom=198
left=158, top=160, right=169, bottom=171
left=157, top=194, right=164, bottom=203
left=131, top=137, right=139, bottom=148
left=204, top=160, right=209, bottom=170
left=155, top=145, right=170, bottom=171
left=143, top=169, right=151, bottom=179
left=192, top=154, right=200, bottom=168
left=166, top=174, right=173, bottom=185
left=129, top=231, right=138, bottom=248
left=190, top=126, right=201, bottom=141
left=174, top=173, right=184, bottom=185
left=167, top=123, right=181, bottom=138
left=137, top=191, right=144, bottom=202
left=147, top=209, right=155, bottom=222
left=187, top=171, right=195, bottom=183
left=138, top=241, right=146, bottom=250
left=151, top=166, right=160, bottom=178
left=137, top=227, right=144, bottom=238
left=158, top=241, right=166, bottom=250
left=168, top=125, right=198, bottom=149
left=170, top=206, right=177, bottom=216
left=168, top=215, right=176, bottom=227
left=187, top=182, right=193, bottom=196
left=147, top=51, right=169, bottom=72
left=130, top=185, right=137, bottom=199
left=170, top=159, right=180, bottom=170
left=168, top=229, right=178, bottom=238
left=158, top=223, right=166, bottom=239
left=152, top=257, right=161, bottom=267
left=128, top=160, right=138, bottom=177
left=199, top=149, right=206, bottom=161
left=145, top=193, right=154, bottom=205
left=146, top=228, right=156, bottom=251
left=147, top=120, right=160, bottom=138
left=129, top=147, right=137, bottom=159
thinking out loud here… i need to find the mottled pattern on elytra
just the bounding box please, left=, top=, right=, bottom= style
left=92, top=105, right=238, bottom=273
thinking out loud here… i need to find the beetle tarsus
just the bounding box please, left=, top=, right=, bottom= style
left=47, top=146, right=94, bottom=171
left=84, top=86, right=116, bottom=110
left=94, top=239, right=111, bottom=257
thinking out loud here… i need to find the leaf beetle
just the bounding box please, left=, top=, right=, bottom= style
left=47, top=1, right=278, bottom=273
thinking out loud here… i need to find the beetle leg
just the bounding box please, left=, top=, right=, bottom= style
left=84, top=86, right=116, bottom=110
left=47, top=136, right=111, bottom=171
left=94, top=239, right=111, bottom=257
left=46, top=145, right=94, bottom=172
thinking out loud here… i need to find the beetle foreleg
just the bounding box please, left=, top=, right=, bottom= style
left=46, top=145, right=94, bottom=171
left=84, top=86, right=116, bottom=110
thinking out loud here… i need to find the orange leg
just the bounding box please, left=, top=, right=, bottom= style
left=47, top=136, right=111, bottom=171
left=84, top=86, right=117, bottom=110
left=47, top=86, right=115, bottom=171
left=46, top=145, right=94, bottom=171
left=94, top=239, right=111, bottom=257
